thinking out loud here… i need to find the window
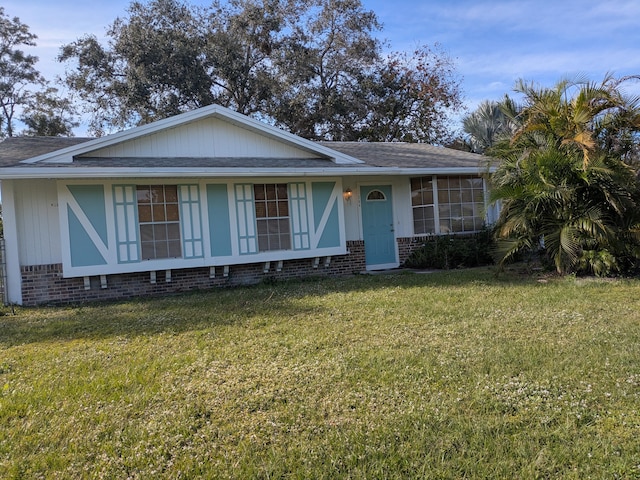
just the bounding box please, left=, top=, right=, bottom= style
left=411, top=177, right=436, bottom=234
left=254, top=184, right=291, bottom=252
left=411, top=176, right=485, bottom=235
left=137, top=185, right=182, bottom=260
left=366, top=190, right=386, bottom=201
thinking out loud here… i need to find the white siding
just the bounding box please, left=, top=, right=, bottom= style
left=15, top=179, right=62, bottom=266
left=341, top=176, right=412, bottom=241
left=83, top=118, right=322, bottom=159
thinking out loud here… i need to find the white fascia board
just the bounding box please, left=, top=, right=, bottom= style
left=20, top=104, right=364, bottom=166
left=0, top=165, right=494, bottom=180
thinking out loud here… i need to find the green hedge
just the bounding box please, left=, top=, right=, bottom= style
left=404, top=229, right=495, bottom=269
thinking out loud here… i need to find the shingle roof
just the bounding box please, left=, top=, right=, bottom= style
left=0, top=137, right=93, bottom=166
left=319, top=141, right=485, bottom=168
left=0, top=136, right=486, bottom=171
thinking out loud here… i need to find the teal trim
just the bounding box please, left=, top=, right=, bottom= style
left=68, top=206, right=107, bottom=266
left=113, top=185, right=140, bottom=263
left=179, top=184, right=204, bottom=259
left=289, top=183, right=310, bottom=250
left=312, top=182, right=340, bottom=248
left=207, top=184, right=232, bottom=256
left=68, top=185, right=108, bottom=245
left=234, top=184, right=257, bottom=254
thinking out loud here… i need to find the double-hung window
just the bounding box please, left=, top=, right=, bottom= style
left=254, top=184, right=291, bottom=252
left=137, top=185, right=182, bottom=260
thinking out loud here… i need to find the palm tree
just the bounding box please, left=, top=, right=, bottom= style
left=462, top=96, right=519, bottom=153
left=490, top=75, right=640, bottom=275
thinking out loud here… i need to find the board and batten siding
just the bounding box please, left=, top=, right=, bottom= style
left=79, top=118, right=325, bottom=159
left=57, top=178, right=346, bottom=278
left=13, top=179, right=63, bottom=266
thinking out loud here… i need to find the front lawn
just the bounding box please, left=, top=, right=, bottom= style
left=1, top=268, right=639, bottom=478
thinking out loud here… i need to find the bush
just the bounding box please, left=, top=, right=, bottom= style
left=404, top=229, right=495, bottom=269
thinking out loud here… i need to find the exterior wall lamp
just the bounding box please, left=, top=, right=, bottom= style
left=343, top=187, right=353, bottom=202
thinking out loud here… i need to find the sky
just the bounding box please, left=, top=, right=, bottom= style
left=3, top=0, right=640, bottom=134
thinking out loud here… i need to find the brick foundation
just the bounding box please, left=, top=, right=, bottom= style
left=20, top=240, right=366, bottom=306
left=397, top=236, right=426, bottom=265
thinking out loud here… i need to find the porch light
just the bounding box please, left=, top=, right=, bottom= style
left=343, top=187, right=353, bottom=201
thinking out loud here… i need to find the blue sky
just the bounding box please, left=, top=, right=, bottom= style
left=4, top=0, right=640, bottom=133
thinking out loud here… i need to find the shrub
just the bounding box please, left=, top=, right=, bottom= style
left=404, top=229, right=495, bottom=269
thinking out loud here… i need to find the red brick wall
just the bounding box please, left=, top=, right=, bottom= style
left=397, top=237, right=425, bottom=265
left=20, top=241, right=366, bottom=306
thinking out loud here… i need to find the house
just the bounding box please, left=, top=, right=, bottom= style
left=0, top=104, right=495, bottom=306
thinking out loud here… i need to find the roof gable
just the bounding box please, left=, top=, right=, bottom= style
left=21, top=104, right=363, bottom=165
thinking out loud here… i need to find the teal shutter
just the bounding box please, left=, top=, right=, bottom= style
left=179, top=185, right=204, bottom=259
left=234, top=184, right=257, bottom=254
left=312, top=182, right=340, bottom=248
left=207, top=184, right=233, bottom=257
left=289, top=182, right=310, bottom=250
left=113, top=185, right=140, bottom=263
left=66, top=185, right=108, bottom=267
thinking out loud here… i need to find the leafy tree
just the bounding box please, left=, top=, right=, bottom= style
left=269, top=0, right=382, bottom=140
left=0, top=7, right=44, bottom=138
left=490, top=75, right=640, bottom=276
left=20, top=87, right=79, bottom=136
left=59, top=0, right=212, bottom=134
left=58, top=0, right=463, bottom=142
left=355, top=45, right=464, bottom=144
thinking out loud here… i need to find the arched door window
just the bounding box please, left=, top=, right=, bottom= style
left=366, top=190, right=386, bottom=201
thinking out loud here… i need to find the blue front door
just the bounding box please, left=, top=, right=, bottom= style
left=360, top=185, right=397, bottom=268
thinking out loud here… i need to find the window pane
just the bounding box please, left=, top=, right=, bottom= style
left=255, top=202, right=266, bottom=218
left=164, top=185, right=178, bottom=203
left=277, top=184, right=288, bottom=198
left=450, top=189, right=461, bottom=203
left=258, top=236, right=269, bottom=251
left=167, top=223, right=181, bottom=240
left=153, top=204, right=166, bottom=222
left=278, top=200, right=289, bottom=217
left=155, top=241, right=168, bottom=259
left=137, top=186, right=151, bottom=203
left=140, top=224, right=153, bottom=242
left=151, top=185, right=164, bottom=203
left=438, top=189, right=449, bottom=203
left=166, top=203, right=179, bottom=221
left=450, top=204, right=462, bottom=218
left=462, top=204, right=475, bottom=218
left=154, top=224, right=167, bottom=241
left=141, top=242, right=155, bottom=260
left=138, top=205, right=152, bottom=223
left=265, top=184, right=276, bottom=199
left=367, top=190, right=385, bottom=201
left=254, top=184, right=265, bottom=201
left=168, top=240, right=182, bottom=257
left=267, top=201, right=278, bottom=217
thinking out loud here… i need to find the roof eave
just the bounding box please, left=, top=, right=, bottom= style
left=0, top=165, right=495, bottom=180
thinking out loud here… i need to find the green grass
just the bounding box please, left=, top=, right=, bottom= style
left=1, top=267, right=639, bottom=478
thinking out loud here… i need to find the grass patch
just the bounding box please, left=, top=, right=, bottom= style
left=1, top=268, right=639, bottom=478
